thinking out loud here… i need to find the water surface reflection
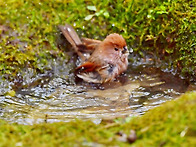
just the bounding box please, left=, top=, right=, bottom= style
left=0, top=59, right=189, bottom=124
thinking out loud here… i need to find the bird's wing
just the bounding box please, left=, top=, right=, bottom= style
left=75, top=62, right=102, bottom=83
left=76, top=62, right=98, bottom=72
left=76, top=62, right=115, bottom=83
left=80, top=38, right=101, bottom=54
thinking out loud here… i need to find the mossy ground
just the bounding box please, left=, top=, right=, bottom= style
left=0, top=0, right=195, bottom=81
left=0, top=91, right=196, bottom=146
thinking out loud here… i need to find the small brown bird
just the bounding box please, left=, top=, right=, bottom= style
left=59, top=24, right=129, bottom=84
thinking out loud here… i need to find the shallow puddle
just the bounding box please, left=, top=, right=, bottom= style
left=0, top=56, right=191, bottom=125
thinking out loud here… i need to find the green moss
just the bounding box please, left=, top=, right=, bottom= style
left=124, top=91, right=196, bottom=146
left=0, top=91, right=195, bottom=146
left=0, top=0, right=195, bottom=80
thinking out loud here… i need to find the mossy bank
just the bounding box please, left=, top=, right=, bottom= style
left=0, top=0, right=195, bottom=82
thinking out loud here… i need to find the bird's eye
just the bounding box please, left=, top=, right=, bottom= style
left=114, top=48, right=118, bottom=51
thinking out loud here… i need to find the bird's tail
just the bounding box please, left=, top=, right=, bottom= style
left=58, top=24, right=86, bottom=61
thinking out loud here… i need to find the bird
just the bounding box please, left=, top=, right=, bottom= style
left=58, top=24, right=129, bottom=84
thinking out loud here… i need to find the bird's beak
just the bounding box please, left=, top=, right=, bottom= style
left=122, top=46, right=129, bottom=54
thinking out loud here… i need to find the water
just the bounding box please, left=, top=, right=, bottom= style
left=0, top=57, right=190, bottom=125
